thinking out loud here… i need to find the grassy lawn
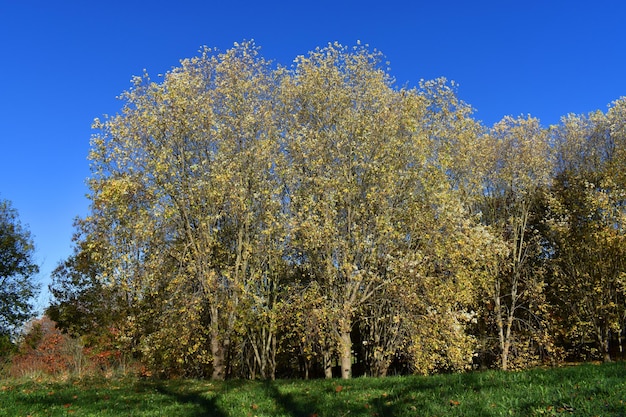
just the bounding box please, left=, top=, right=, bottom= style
left=1, top=362, right=625, bottom=416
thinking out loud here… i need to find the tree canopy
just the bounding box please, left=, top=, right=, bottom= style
left=48, top=41, right=626, bottom=379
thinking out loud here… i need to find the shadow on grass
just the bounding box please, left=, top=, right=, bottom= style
left=151, top=382, right=228, bottom=417
left=263, top=380, right=321, bottom=417
left=260, top=376, right=471, bottom=417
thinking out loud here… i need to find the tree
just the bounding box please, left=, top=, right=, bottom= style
left=547, top=173, right=626, bottom=362
left=46, top=222, right=121, bottom=338
left=282, top=44, right=495, bottom=378
left=0, top=198, right=39, bottom=342
left=478, top=116, right=555, bottom=370
left=71, top=40, right=626, bottom=378
left=545, top=101, right=626, bottom=362
left=362, top=78, right=502, bottom=376
left=281, top=42, right=431, bottom=379
left=88, top=41, right=287, bottom=379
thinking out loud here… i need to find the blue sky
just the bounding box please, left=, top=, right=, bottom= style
left=1, top=0, right=625, bottom=310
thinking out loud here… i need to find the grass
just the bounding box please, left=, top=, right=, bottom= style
left=1, top=362, right=626, bottom=416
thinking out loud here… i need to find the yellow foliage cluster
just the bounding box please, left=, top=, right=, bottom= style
left=61, top=41, right=626, bottom=379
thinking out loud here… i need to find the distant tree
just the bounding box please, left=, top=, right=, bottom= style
left=46, top=223, right=118, bottom=337
left=0, top=198, right=39, bottom=343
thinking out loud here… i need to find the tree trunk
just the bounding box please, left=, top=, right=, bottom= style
left=269, top=333, right=277, bottom=381
left=211, top=335, right=226, bottom=380
left=494, top=282, right=509, bottom=370
left=323, top=349, right=333, bottom=379
left=373, top=359, right=389, bottom=377
left=304, top=359, right=310, bottom=380
left=339, top=328, right=352, bottom=379
left=617, top=327, right=624, bottom=359
left=501, top=300, right=516, bottom=371
left=599, top=326, right=612, bottom=363
left=210, top=307, right=227, bottom=380
left=495, top=274, right=518, bottom=371
left=501, top=339, right=510, bottom=371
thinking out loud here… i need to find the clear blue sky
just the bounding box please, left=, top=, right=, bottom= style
left=1, top=0, right=625, bottom=311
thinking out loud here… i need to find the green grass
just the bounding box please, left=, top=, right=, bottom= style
left=1, top=362, right=626, bottom=416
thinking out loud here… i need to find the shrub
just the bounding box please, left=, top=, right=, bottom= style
left=9, top=316, right=75, bottom=377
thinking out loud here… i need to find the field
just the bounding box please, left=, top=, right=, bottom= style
left=1, top=362, right=626, bottom=417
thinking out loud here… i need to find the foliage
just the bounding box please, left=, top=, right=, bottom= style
left=7, top=315, right=133, bottom=380
left=46, top=229, right=117, bottom=337
left=544, top=101, right=626, bottom=362
left=0, top=198, right=39, bottom=342
left=9, top=316, right=77, bottom=377
left=87, top=41, right=288, bottom=380
left=49, top=38, right=626, bottom=378
left=71, top=41, right=495, bottom=379
left=281, top=43, right=495, bottom=378
left=475, top=115, right=556, bottom=370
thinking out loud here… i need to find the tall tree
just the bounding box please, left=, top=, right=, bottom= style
left=88, top=42, right=286, bottom=379
left=546, top=101, right=626, bottom=362
left=47, top=238, right=110, bottom=337
left=0, top=198, right=39, bottom=342
left=281, top=42, right=427, bottom=378
left=377, top=78, right=502, bottom=375
left=479, top=116, right=554, bottom=370
left=282, top=44, right=494, bottom=378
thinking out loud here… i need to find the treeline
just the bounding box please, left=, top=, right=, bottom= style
left=46, top=41, right=626, bottom=380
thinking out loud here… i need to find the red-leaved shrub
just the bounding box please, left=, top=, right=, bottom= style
left=10, top=316, right=75, bottom=377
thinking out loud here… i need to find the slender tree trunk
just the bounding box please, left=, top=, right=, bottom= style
left=617, top=327, right=624, bottom=359
left=323, top=349, right=333, bottom=379
left=210, top=307, right=226, bottom=380
left=599, top=326, right=612, bottom=363
left=499, top=304, right=516, bottom=371
left=339, top=322, right=352, bottom=379
left=494, top=280, right=509, bottom=370
left=269, top=333, right=276, bottom=381
left=495, top=306, right=512, bottom=371
left=503, top=276, right=518, bottom=370
left=495, top=270, right=519, bottom=371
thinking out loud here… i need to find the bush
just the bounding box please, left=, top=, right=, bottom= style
left=9, top=316, right=75, bottom=377
left=8, top=316, right=141, bottom=379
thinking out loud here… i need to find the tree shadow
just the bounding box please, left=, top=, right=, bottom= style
left=262, top=380, right=321, bottom=417
left=151, top=382, right=228, bottom=417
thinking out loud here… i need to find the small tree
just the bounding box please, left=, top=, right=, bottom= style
left=0, top=198, right=39, bottom=346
